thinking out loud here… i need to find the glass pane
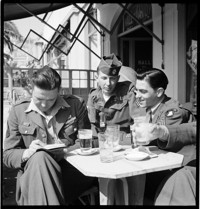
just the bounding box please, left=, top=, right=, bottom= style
left=61, top=71, right=69, bottom=79
left=90, top=80, right=94, bottom=88
left=80, top=71, right=87, bottom=79
left=90, top=72, right=94, bottom=79
left=72, top=71, right=79, bottom=79
left=90, top=80, right=97, bottom=88
left=124, top=4, right=152, bottom=31
left=72, top=80, right=79, bottom=88
left=80, top=80, right=87, bottom=88
left=61, top=80, right=69, bottom=88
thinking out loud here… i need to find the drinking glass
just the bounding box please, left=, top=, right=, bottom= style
left=98, top=132, right=113, bottom=163
left=105, top=125, right=120, bottom=148
left=78, top=129, right=92, bottom=152
left=130, top=116, right=150, bottom=147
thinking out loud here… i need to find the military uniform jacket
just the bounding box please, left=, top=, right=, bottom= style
left=148, top=95, right=196, bottom=166
left=3, top=95, right=91, bottom=169
left=87, top=81, right=135, bottom=137
left=150, top=95, right=195, bottom=125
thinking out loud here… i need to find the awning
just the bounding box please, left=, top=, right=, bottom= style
left=4, top=3, right=70, bottom=21
left=4, top=3, right=164, bottom=67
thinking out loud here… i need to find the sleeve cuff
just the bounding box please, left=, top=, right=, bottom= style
left=159, top=125, right=170, bottom=142
left=21, top=149, right=31, bottom=163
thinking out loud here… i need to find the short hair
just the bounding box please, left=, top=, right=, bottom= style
left=31, top=66, right=61, bottom=90
left=136, top=67, right=168, bottom=90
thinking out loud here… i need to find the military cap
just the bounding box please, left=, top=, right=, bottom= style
left=98, top=53, right=122, bottom=76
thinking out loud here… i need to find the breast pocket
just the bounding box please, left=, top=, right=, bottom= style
left=19, top=124, right=36, bottom=135
left=110, top=97, right=129, bottom=111
left=62, top=117, right=77, bottom=136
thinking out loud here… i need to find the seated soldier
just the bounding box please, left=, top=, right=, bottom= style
left=3, top=66, right=97, bottom=205
left=145, top=122, right=196, bottom=205
left=130, top=67, right=196, bottom=205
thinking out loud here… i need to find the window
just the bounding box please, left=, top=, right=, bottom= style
left=61, top=71, right=69, bottom=88
left=123, top=4, right=152, bottom=32
left=72, top=71, right=88, bottom=88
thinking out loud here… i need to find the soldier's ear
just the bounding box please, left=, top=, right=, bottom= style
left=156, top=87, right=164, bottom=97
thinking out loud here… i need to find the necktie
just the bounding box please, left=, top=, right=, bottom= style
left=146, top=110, right=152, bottom=123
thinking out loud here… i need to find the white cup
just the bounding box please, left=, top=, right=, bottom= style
left=78, top=129, right=92, bottom=152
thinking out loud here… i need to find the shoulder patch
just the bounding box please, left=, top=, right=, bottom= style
left=165, top=108, right=178, bottom=117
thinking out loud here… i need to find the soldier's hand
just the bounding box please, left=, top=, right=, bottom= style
left=146, top=124, right=169, bottom=142
left=29, top=139, right=46, bottom=149
left=131, top=123, right=169, bottom=145
left=22, top=139, right=46, bottom=162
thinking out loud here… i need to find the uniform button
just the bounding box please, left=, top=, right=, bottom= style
left=42, top=134, right=46, bottom=138
left=25, top=130, right=28, bottom=134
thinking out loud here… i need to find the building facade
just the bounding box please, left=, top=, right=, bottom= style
left=42, top=3, right=197, bottom=107
left=5, top=3, right=196, bottom=107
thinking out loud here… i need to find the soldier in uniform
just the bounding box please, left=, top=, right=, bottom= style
left=130, top=67, right=196, bottom=205
left=87, top=53, right=136, bottom=142
left=87, top=54, right=147, bottom=205
left=133, top=121, right=196, bottom=205
left=132, top=67, right=194, bottom=126
left=150, top=122, right=196, bottom=205
left=3, top=66, right=97, bottom=205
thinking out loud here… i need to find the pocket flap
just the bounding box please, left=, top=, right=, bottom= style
left=110, top=98, right=128, bottom=110
left=19, top=125, right=36, bottom=135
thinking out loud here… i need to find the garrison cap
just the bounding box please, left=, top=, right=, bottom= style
left=98, top=53, right=122, bottom=76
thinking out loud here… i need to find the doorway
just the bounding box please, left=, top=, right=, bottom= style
left=120, top=37, right=152, bottom=72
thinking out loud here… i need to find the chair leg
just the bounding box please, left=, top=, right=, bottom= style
left=90, top=193, right=95, bottom=205
left=78, top=186, right=98, bottom=205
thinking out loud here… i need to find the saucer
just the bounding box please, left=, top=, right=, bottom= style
left=76, top=148, right=98, bottom=156
left=113, top=145, right=123, bottom=152
left=125, top=151, right=149, bottom=161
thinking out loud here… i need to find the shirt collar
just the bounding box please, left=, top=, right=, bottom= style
left=147, top=96, right=165, bottom=115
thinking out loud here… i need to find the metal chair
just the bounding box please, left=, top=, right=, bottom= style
left=78, top=186, right=99, bottom=205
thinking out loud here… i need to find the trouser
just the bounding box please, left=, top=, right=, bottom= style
left=155, top=166, right=196, bottom=205
left=16, top=151, right=97, bottom=205
left=114, top=175, right=146, bottom=205
left=145, top=161, right=196, bottom=205
left=144, top=169, right=177, bottom=205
